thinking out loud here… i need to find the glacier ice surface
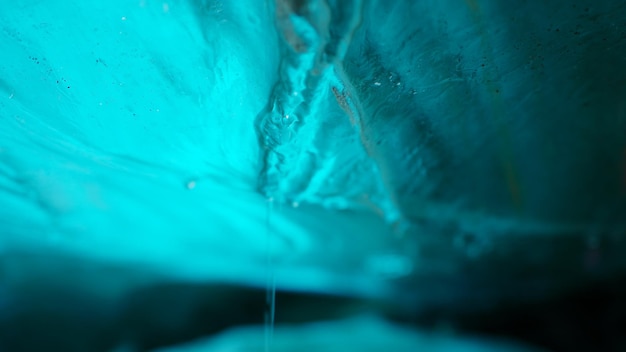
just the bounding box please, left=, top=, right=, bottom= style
left=1, top=0, right=626, bottom=350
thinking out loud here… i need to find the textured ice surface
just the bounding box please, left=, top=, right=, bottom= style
left=349, top=0, right=626, bottom=229
left=254, top=0, right=401, bottom=221
left=1, top=0, right=626, bottom=350
left=155, top=315, right=543, bottom=352
left=0, top=0, right=406, bottom=297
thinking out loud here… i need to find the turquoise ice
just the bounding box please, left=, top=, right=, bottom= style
left=1, top=0, right=625, bottom=350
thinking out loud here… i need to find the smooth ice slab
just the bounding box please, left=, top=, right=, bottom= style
left=154, top=315, right=544, bottom=352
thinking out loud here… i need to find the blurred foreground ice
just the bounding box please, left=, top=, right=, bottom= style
left=154, top=315, right=542, bottom=352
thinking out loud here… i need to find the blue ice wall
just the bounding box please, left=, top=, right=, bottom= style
left=347, top=0, right=626, bottom=228
left=1, top=0, right=626, bottom=350
left=2, top=0, right=626, bottom=300
left=0, top=0, right=408, bottom=298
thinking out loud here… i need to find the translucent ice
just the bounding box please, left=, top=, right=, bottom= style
left=0, top=0, right=400, bottom=296
left=155, top=315, right=544, bottom=352
left=1, top=0, right=626, bottom=350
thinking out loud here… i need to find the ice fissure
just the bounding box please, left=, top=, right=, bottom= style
left=255, top=0, right=401, bottom=222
